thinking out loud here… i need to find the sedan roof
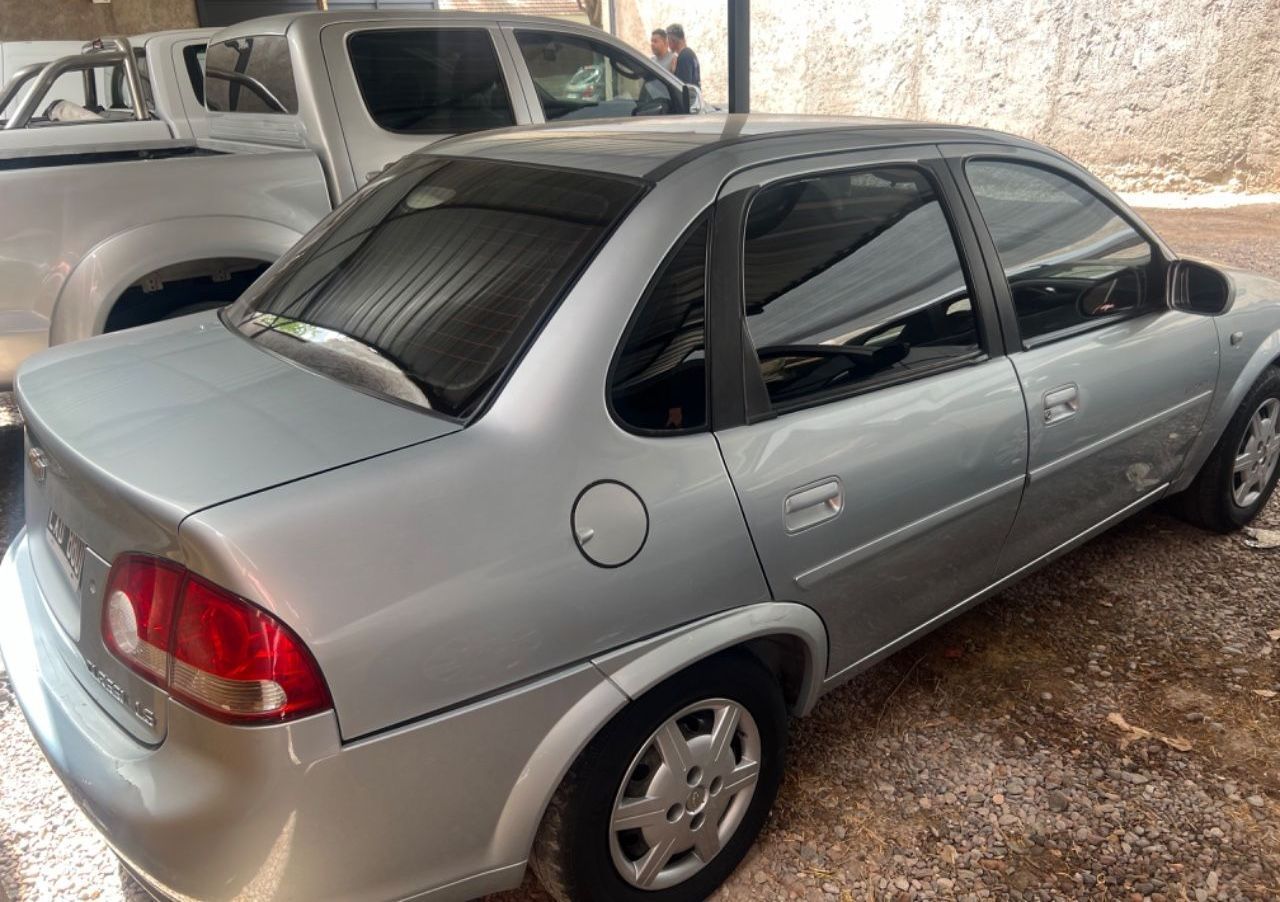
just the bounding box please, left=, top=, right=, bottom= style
left=427, top=114, right=1045, bottom=181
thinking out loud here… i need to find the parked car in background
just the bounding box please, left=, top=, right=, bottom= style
left=0, top=11, right=702, bottom=390
left=4, top=114, right=1279, bottom=901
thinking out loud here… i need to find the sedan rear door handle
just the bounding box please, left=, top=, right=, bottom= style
left=784, top=478, right=844, bottom=533
left=1043, top=383, right=1080, bottom=424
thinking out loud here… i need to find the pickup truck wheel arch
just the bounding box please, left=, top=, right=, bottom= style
left=103, top=259, right=270, bottom=332
left=49, top=217, right=306, bottom=346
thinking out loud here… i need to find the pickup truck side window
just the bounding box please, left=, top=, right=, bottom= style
left=206, top=36, right=298, bottom=115
left=966, top=160, right=1155, bottom=346
left=514, top=31, right=677, bottom=121
left=348, top=29, right=515, bottom=134
left=742, top=166, right=983, bottom=413
left=183, top=45, right=207, bottom=106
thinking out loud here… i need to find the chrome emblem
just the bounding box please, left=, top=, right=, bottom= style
left=26, top=447, right=48, bottom=484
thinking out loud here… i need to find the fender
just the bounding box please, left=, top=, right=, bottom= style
left=1172, top=326, right=1280, bottom=493
left=488, top=602, right=828, bottom=874
left=48, top=216, right=306, bottom=346
left=593, top=602, right=830, bottom=716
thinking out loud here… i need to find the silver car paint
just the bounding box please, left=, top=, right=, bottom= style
left=5, top=117, right=1280, bottom=901
left=0, top=12, right=692, bottom=388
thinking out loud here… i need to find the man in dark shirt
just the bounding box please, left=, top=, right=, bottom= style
left=666, top=23, right=700, bottom=87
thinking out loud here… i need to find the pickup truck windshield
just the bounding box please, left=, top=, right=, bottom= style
left=224, top=157, right=644, bottom=420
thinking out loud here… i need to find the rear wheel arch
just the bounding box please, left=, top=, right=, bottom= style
left=489, top=604, right=827, bottom=883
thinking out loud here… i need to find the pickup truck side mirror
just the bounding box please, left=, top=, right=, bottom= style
left=1171, top=259, right=1233, bottom=315
left=682, top=84, right=704, bottom=114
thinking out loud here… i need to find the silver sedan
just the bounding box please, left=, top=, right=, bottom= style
left=3, top=115, right=1280, bottom=902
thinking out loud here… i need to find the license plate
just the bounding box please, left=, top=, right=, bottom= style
left=46, top=509, right=86, bottom=587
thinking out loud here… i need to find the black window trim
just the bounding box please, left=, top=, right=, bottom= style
left=729, top=159, right=996, bottom=423
left=606, top=207, right=714, bottom=438
left=182, top=42, right=206, bottom=107
left=955, top=153, right=1172, bottom=352
left=344, top=26, right=517, bottom=137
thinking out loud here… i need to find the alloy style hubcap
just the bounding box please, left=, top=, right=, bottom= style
left=609, top=699, right=761, bottom=890
left=1233, top=398, right=1280, bottom=508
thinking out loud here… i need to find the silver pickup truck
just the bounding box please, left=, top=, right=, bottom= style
left=0, top=10, right=701, bottom=387
left=0, top=30, right=213, bottom=149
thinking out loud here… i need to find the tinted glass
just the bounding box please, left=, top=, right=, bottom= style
left=348, top=29, right=514, bottom=134
left=743, top=167, right=980, bottom=410
left=966, top=160, right=1153, bottom=343
left=612, top=219, right=708, bottom=432
left=205, top=36, right=298, bottom=114
left=515, top=31, right=676, bottom=121
left=225, top=158, right=644, bottom=420
left=184, top=44, right=206, bottom=106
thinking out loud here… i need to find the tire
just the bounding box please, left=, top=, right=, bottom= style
left=1176, top=366, right=1280, bottom=533
left=531, top=651, right=788, bottom=902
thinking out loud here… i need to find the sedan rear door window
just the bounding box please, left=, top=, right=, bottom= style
left=224, top=157, right=644, bottom=420
left=742, top=167, right=982, bottom=412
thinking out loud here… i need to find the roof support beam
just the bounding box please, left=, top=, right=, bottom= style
left=727, top=0, right=749, bottom=113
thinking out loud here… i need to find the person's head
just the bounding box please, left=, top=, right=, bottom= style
left=666, top=23, right=686, bottom=51
left=649, top=28, right=669, bottom=57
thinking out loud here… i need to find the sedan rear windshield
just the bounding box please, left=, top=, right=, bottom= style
left=223, top=157, right=644, bottom=419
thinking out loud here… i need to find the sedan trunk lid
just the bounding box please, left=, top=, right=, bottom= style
left=15, top=312, right=456, bottom=741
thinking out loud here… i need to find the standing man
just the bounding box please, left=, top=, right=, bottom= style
left=649, top=28, right=677, bottom=73
left=666, top=23, right=700, bottom=87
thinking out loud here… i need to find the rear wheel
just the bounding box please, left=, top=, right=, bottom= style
left=531, top=651, right=787, bottom=902
left=1177, top=367, right=1280, bottom=532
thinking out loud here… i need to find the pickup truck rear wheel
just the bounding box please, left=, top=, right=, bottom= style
left=1177, top=367, right=1280, bottom=533
left=531, top=650, right=787, bottom=902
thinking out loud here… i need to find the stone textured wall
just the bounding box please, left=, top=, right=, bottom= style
left=0, top=0, right=197, bottom=42
left=619, top=0, right=1280, bottom=193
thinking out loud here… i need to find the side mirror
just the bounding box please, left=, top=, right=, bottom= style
left=1171, top=260, right=1232, bottom=315
left=682, top=84, right=704, bottom=114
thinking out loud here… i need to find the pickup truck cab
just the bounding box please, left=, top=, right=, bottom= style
left=0, top=11, right=700, bottom=387
left=0, top=30, right=213, bottom=149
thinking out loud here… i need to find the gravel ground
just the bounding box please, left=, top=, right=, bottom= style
left=1, top=205, right=1279, bottom=902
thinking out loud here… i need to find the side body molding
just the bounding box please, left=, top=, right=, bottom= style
left=592, top=602, right=830, bottom=716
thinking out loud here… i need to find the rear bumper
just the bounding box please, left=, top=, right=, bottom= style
left=0, top=311, right=50, bottom=390
left=0, top=530, right=629, bottom=901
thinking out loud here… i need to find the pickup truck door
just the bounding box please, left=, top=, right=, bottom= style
left=945, top=146, right=1219, bottom=576
left=501, top=26, right=689, bottom=124
left=710, top=148, right=1028, bottom=683
left=320, top=20, right=535, bottom=188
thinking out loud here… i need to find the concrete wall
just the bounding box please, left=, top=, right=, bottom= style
left=0, top=0, right=197, bottom=42
left=619, top=0, right=1280, bottom=194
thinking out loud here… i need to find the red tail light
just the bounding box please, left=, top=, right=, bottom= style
left=102, top=554, right=331, bottom=724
